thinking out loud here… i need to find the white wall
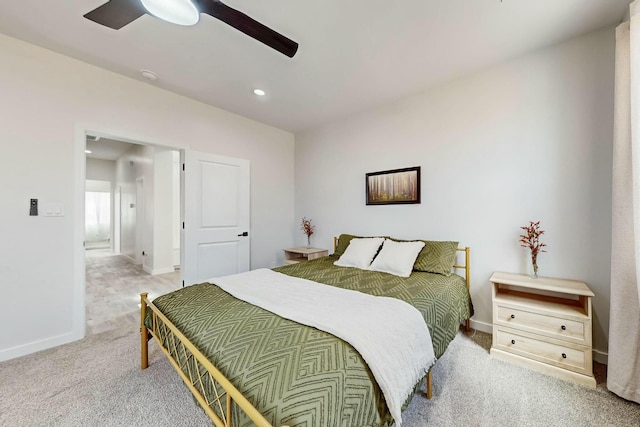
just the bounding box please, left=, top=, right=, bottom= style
left=0, top=33, right=294, bottom=361
left=86, top=158, right=115, bottom=182
left=294, top=27, right=614, bottom=356
left=115, top=144, right=153, bottom=264
left=153, top=149, right=177, bottom=274
left=85, top=180, right=111, bottom=192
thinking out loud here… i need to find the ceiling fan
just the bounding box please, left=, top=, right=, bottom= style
left=84, top=0, right=298, bottom=57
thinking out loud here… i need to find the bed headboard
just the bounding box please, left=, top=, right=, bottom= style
left=332, top=236, right=470, bottom=290
left=453, top=247, right=471, bottom=290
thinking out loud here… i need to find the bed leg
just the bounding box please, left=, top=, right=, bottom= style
left=140, top=293, right=149, bottom=370
left=465, top=319, right=471, bottom=333
left=426, top=370, right=433, bottom=399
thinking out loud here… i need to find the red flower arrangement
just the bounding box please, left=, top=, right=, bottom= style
left=300, top=217, right=315, bottom=247
left=519, top=221, right=547, bottom=278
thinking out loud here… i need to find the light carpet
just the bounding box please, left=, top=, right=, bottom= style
left=0, top=326, right=638, bottom=427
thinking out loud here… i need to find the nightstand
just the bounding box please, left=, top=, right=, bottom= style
left=283, top=247, right=328, bottom=265
left=489, top=272, right=596, bottom=389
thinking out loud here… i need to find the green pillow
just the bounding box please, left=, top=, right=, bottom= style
left=333, top=234, right=359, bottom=257
left=333, top=234, right=389, bottom=257
left=413, top=241, right=459, bottom=276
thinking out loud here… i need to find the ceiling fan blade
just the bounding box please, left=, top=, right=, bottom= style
left=196, top=0, right=298, bottom=58
left=84, top=0, right=146, bottom=30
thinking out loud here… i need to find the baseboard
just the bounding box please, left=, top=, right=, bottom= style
left=469, top=318, right=492, bottom=334
left=593, top=348, right=608, bottom=365
left=0, top=331, right=81, bottom=363
left=172, top=248, right=180, bottom=267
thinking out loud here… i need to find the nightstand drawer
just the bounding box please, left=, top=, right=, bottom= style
left=495, top=327, right=590, bottom=375
left=495, top=305, right=588, bottom=344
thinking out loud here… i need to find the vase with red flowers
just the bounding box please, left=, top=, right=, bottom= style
left=519, top=220, right=547, bottom=278
left=300, top=217, right=315, bottom=248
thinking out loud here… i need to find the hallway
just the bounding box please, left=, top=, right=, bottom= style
left=85, top=249, right=180, bottom=335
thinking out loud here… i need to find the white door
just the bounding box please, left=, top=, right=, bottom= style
left=182, top=150, right=250, bottom=286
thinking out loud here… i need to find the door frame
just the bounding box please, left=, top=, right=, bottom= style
left=135, top=177, right=145, bottom=266
left=73, top=125, right=187, bottom=340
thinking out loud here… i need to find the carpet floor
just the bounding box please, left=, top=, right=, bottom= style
left=0, top=326, right=638, bottom=427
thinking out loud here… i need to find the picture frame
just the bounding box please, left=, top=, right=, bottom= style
left=366, top=166, right=421, bottom=205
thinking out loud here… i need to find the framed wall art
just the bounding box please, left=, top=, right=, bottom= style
left=366, top=166, right=421, bottom=205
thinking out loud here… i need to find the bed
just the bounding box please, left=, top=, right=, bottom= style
left=140, top=236, right=473, bottom=427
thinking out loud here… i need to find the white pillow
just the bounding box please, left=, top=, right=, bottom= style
left=333, top=237, right=385, bottom=269
left=368, top=239, right=425, bottom=278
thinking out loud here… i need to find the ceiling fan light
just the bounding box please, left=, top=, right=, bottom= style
left=141, top=0, right=200, bottom=26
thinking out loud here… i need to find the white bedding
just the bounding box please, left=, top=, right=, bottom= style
left=210, top=268, right=435, bottom=426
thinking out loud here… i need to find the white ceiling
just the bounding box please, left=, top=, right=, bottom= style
left=85, top=137, right=134, bottom=160
left=0, top=1, right=631, bottom=133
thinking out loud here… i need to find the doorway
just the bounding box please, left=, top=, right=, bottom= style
left=84, top=136, right=182, bottom=334
left=76, top=131, right=252, bottom=339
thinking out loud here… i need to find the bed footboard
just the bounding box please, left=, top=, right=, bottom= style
left=140, top=293, right=275, bottom=427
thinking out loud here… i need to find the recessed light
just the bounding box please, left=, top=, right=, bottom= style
left=253, top=89, right=266, bottom=96
left=141, top=69, right=159, bottom=81
left=85, top=150, right=92, bottom=154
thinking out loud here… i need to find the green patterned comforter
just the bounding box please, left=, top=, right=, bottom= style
left=147, top=256, right=472, bottom=427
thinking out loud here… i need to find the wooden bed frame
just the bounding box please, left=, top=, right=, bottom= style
left=140, top=244, right=471, bottom=427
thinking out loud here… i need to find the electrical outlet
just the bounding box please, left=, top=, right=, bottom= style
left=29, top=199, right=38, bottom=216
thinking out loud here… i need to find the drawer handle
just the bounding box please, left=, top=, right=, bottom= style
left=561, top=325, right=566, bottom=331
left=562, top=353, right=567, bottom=359
left=511, top=339, right=516, bottom=345
left=510, top=314, right=515, bottom=319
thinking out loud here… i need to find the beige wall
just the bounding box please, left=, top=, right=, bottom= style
left=0, top=24, right=617, bottom=362
left=294, top=27, right=615, bottom=358
left=0, top=33, right=295, bottom=361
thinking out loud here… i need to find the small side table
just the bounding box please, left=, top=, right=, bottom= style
left=283, top=247, right=328, bottom=265
left=489, top=271, right=596, bottom=388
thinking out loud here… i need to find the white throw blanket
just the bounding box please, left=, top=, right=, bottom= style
left=210, top=268, right=435, bottom=426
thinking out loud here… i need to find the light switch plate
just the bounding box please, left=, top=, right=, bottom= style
left=42, top=203, right=64, bottom=217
